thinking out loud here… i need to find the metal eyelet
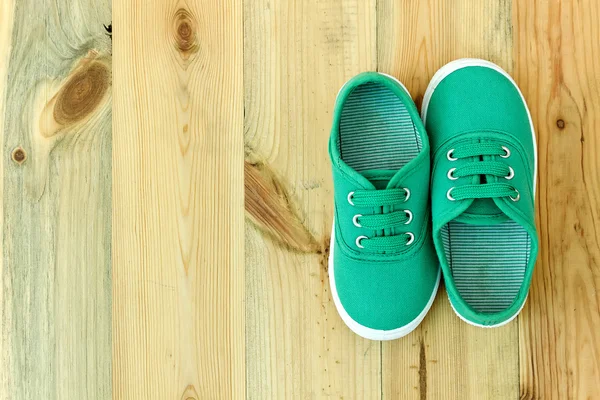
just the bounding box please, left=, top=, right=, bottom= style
left=510, top=189, right=520, bottom=202
left=447, top=149, right=457, bottom=161
left=404, top=210, right=413, bottom=224
left=506, top=166, right=515, bottom=180
left=347, top=191, right=355, bottom=205
left=403, top=188, right=411, bottom=202
left=356, top=235, right=368, bottom=248
left=447, top=168, right=458, bottom=180
left=405, top=232, right=415, bottom=246
left=501, top=146, right=511, bottom=158
left=447, top=187, right=456, bottom=201
left=352, top=214, right=362, bottom=227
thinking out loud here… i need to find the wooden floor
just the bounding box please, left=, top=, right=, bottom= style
left=0, top=0, right=598, bottom=399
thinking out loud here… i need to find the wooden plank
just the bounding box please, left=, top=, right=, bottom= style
left=377, top=1, right=519, bottom=399
left=244, top=0, right=380, bottom=398
left=0, top=0, right=112, bottom=398
left=0, top=1, right=13, bottom=395
left=112, top=0, right=244, bottom=398
left=514, top=0, right=600, bottom=398
left=0, top=4, right=13, bottom=358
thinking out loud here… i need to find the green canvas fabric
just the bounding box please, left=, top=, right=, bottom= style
left=329, top=72, right=439, bottom=336
left=424, top=60, right=539, bottom=326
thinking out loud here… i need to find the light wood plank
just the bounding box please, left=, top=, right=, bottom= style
left=0, top=6, right=14, bottom=362
left=0, top=0, right=112, bottom=398
left=244, top=0, right=380, bottom=398
left=0, top=0, right=13, bottom=395
left=377, top=1, right=519, bottom=399
left=514, top=0, right=600, bottom=398
left=112, top=0, right=244, bottom=398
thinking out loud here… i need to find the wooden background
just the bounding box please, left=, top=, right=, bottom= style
left=0, top=0, right=598, bottom=399
left=1, top=0, right=112, bottom=398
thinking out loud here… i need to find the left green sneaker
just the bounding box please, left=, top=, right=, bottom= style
left=328, top=72, right=440, bottom=340
left=422, top=59, right=539, bottom=327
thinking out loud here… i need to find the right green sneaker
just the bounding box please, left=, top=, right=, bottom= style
left=328, top=72, right=440, bottom=340
left=422, top=59, right=539, bottom=327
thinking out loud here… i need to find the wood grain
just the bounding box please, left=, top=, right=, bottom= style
left=0, top=1, right=596, bottom=398
left=0, top=7, right=13, bottom=362
left=0, top=1, right=13, bottom=395
left=514, top=0, right=600, bottom=398
left=244, top=0, right=380, bottom=398
left=0, top=0, right=112, bottom=398
left=112, top=0, right=244, bottom=399
left=378, top=1, right=519, bottom=399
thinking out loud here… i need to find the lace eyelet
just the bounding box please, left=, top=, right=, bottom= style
left=447, top=168, right=458, bottom=180
left=352, top=214, right=362, bottom=227
left=447, top=187, right=456, bottom=201
left=403, top=188, right=411, bottom=202
left=356, top=235, right=368, bottom=248
left=506, top=166, right=515, bottom=180
left=347, top=191, right=355, bottom=205
left=404, top=210, right=413, bottom=224
left=510, top=189, right=520, bottom=202
left=406, top=232, right=415, bottom=246
left=501, top=146, right=511, bottom=158
left=447, top=149, right=457, bottom=161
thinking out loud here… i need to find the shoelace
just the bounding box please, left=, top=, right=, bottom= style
left=446, top=143, right=520, bottom=202
left=349, top=188, right=414, bottom=251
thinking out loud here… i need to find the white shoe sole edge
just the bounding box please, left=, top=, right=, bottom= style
left=420, top=58, right=537, bottom=328
left=328, top=222, right=441, bottom=341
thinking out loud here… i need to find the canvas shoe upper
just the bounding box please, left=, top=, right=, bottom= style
left=422, top=59, right=539, bottom=327
left=328, top=72, right=440, bottom=340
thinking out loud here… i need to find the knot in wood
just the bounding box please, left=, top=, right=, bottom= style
left=53, top=62, right=109, bottom=125
left=11, top=147, right=26, bottom=164
left=173, top=8, right=198, bottom=58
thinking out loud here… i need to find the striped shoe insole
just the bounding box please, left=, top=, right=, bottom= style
left=441, top=221, right=531, bottom=313
left=339, top=82, right=421, bottom=172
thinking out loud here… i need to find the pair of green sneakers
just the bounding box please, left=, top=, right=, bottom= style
left=328, top=59, right=538, bottom=340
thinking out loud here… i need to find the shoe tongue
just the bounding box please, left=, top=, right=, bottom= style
left=454, top=198, right=510, bottom=225
left=361, top=169, right=396, bottom=189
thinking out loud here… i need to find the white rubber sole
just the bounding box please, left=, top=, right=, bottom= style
left=328, top=222, right=441, bottom=341
left=420, top=58, right=537, bottom=328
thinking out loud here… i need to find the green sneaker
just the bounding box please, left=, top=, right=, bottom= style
left=328, top=72, right=440, bottom=340
left=422, top=59, right=538, bottom=327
